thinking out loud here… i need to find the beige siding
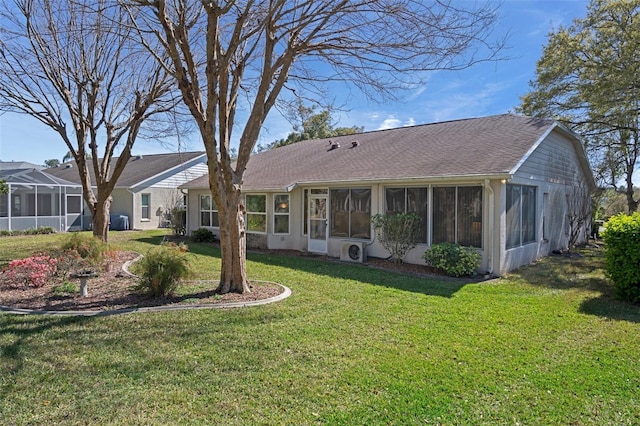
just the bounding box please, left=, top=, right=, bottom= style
left=515, top=131, right=582, bottom=186
left=500, top=129, right=591, bottom=275
left=147, top=164, right=208, bottom=189
left=131, top=187, right=184, bottom=230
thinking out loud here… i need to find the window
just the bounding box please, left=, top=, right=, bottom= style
left=246, top=194, right=266, bottom=233
left=432, top=186, right=482, bottom=247
left=506, top=184, right=536, bottom=249
left=0, top=193, right=7, bottom=217
left=200, top=195, right=219, bottom=227
left=543, top=192, right=549, bottom=240
left=385, top=187, right=428, bottom=243
left=37, top=193, right=53, bottom=216
left=330, top=188, right=371, bottom=239
left=141, top=193, right=150, bottom=220
left=12, top=193, right=22, bottom=217
left=274, top=194, right=290, bottom=234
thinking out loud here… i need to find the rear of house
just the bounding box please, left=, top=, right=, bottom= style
left=181, top=114, right=594, bottom=276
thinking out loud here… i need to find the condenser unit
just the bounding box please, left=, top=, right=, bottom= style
left=340, top=242, right=366, bottom=263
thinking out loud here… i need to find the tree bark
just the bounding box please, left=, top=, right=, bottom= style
left=214, top=184, right=250, bottom=294
left=91, top=197, right=112, bottom=242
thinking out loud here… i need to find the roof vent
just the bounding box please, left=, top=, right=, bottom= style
left=64, top=164, right=73, bottom=169
left=135, top=155, right=143, bottom=160
left=351, top=141, right=359, bottom=148
left=328, top=141, right=340, bottom=151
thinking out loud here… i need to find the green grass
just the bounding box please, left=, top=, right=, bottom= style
left=2, top=231, right=640, bottom=425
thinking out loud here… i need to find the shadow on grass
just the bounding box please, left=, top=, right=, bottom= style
left=139, top=237, right=470, bottom=298
left=578, top=295, right=640, bottom=323
left=511, top=245, right=640, bottom=323
left=245, top=250, right=471, bottom=298
left=0, top=315, right=93, bottom=398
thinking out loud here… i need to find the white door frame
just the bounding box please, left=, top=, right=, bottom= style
left=308, top=190, right=328, bottom=253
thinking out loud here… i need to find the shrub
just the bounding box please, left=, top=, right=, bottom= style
left=136, top=245, right=192, bottom=297
left=191, top=227, right=215, bottom=243
left=170, top=207, right=187, bottom=236
left=423, top=242, right=480, bottom=277
left=602, top=212, right=640, bottom=303
left=52, top=281, right=78, bottom=295
left=61, top=233, right=106, bottom=264
left=372, top=213, right=422, bottom=263
left=161, top=240, right=189, bottom=252
left=0, top=255, right=58, bottom=288
left=0, top=227, right=57, bottom=237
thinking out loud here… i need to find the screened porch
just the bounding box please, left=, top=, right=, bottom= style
left=0, top=168, right=85, bottom=232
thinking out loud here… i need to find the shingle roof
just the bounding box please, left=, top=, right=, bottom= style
left=1, top=168, right=79, bottom=186
left=182, top=114, right=565, bottom=191
left=45, top=151, right=206, bottom=187
left=0, top=161, right=44, bottom=170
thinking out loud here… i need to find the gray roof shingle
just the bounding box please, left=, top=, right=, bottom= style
left=45, top=151, right=206, bottom=187
left=1, top=168, right=79, bottom=186
left=183, top=114, right=563, bottom=191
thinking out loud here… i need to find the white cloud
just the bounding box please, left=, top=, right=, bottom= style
left=377, top=116, right=401, bottom=130
left=375, top=115, right=418, bottom=130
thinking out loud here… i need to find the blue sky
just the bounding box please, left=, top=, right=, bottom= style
left=0, top=0, right=589, bottom=166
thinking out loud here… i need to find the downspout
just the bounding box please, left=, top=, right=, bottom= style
left=484, top=179, right=494, bottom=275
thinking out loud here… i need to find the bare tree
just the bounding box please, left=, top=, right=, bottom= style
left=128, top=0, right=504, bottom=293
left=567, top=176, right=592, bottom=251
left=0, top=0, right=175, bottom=241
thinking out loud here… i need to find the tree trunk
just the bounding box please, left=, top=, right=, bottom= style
left=625, top=164, right=639, bottom=214
left=91, top=194, right=112, bottom=242
left=215, top=189, right=251, bottom=294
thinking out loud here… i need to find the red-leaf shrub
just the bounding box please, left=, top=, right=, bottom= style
left=1, top=255, right=58, bottom=288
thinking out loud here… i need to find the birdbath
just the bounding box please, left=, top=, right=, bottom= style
left=70, top=270, right=98, bottom=297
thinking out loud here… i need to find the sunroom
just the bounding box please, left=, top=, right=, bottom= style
left=0, top=168, right=84, bottom=232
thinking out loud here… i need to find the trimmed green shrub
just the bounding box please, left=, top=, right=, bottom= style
left=136, top=245, right=192, bottom=297
left=423, top=242, right=481, bottom=277
left=191, top=227, right=215, bottom=243
left=602, top=212, right=640, bottom=303
left=0, top=227, right=57, bottom=237
left=371, top=213, right=422, bottom=263
left=61, top=233, right=106, bottom=264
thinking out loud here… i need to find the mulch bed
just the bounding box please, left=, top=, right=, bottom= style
left=0, top=251, right=283, bottom=312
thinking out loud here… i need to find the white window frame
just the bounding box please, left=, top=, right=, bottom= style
left=506, top=184, right=537, bottom=249
left=141, top=193, right=150, bottom=221
left=199, top=195, right=219, bottom=228
left=273, top=193, right=290, bottom=235
left=384, top=186, right=429, bottom=244
left=245, top=194, right=267, bottom=234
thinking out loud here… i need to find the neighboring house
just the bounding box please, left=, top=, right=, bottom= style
left=46, top=152, right=208, bottom=231
left=1, top=161, right=44, bottom=170
left=180, top=114, right=595, bottom=276
left=0, top=166, right=84, bottom=232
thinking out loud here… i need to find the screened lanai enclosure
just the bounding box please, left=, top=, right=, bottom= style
left=0, top=168, right=84, bottom=232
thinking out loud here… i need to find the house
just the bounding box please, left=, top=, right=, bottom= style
left=45, top=152, right=208, bottom=231
left=0, top=166, right=84, bottom=232
left=180, top=114, right=595, bottom=276
left=1, top=161, right=44, bottom=170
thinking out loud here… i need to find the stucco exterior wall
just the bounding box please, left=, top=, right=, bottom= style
left=130, top=187, right=184, bottom=230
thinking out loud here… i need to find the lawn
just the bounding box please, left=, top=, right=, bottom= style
left=1, top=230, right=639, bottom=425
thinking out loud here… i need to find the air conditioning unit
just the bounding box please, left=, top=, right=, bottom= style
left=340, top=242, right=366, bottom=263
